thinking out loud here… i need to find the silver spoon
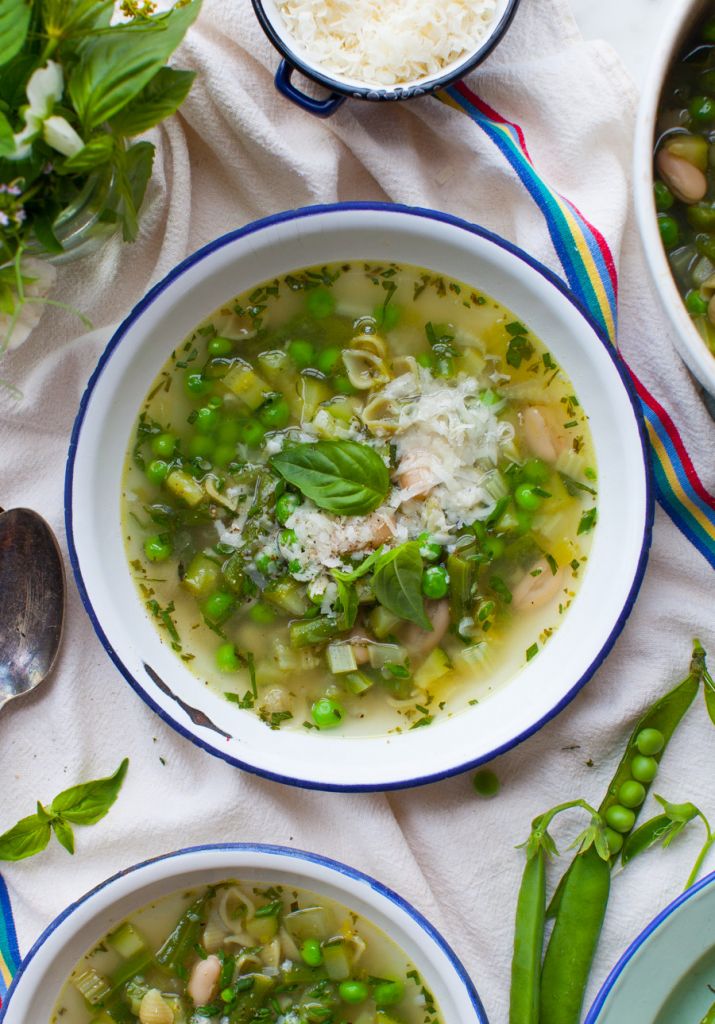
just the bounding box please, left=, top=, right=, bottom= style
left=0, top=507, right=65, bottom=711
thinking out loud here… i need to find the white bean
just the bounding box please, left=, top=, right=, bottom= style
left=656, top=149, right=707, bottom=204
left=187, top=954, right=221, bottom=1006
left=522, top=407, right=559, bottom=463
left=512, top=560, right=565, bottom=612
left=402, top=599, right=450, bottom=659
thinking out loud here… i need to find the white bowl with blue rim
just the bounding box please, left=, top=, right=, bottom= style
left=585, top=869, right=715, bottom=1023
left=251, top=0, right=521, bottom=117
left=0, top=843, right=487, bottom=1024
left=65, top=202, right=653, bottom=792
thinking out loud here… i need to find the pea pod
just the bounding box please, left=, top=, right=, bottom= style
left=700, top=1001, right=715, bottom=1024
left=509, top=845, right=545, bottom=1024
left=539, top=845, right=611, bottom=1024
left=155, top=890, right=212, bottom=974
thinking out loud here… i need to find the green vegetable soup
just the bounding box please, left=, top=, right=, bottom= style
left=654, top=7, right=715, bottom=355
left=51, top=880, right=441, bottom=1024
left=122, top=261, right=597, bottom=736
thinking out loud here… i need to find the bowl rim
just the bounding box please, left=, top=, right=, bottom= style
left=633, top=0, right=715, bottom=396
left=0, top=841, right=489, bottom=1023
left=64, top=201, right=654, bottom=792
left=584, top=868, right=715, bottom=1022
left=250, top=0, right=522, bottom=100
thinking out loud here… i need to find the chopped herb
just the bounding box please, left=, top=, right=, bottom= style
left=526, top=643, right=539, bottom=661
left=577, top=508, right=598, bottom=535
left=545, top=554, right=558, bottom=576
left=506, top=333, right=534, bottom=368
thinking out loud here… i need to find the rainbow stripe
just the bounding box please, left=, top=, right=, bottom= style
left=0, top=876, right=20, bottom=1010
left=438, top=81, right=715, bottom=569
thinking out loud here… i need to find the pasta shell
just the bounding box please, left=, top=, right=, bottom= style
left=138, top=989, right=174, bottom=1024
left=204, top=475, right=238, bottom=511
left=361, top=393, right=398, bottom=435
left=351, top=332, right=387, bottom=356
left=342, top=349, right=391, bottom=390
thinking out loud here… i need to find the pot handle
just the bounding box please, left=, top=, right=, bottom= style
left=275, top=60, right=346, bottom=118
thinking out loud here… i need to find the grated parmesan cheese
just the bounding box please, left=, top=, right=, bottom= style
left=276, top=0, right=497, bottom=88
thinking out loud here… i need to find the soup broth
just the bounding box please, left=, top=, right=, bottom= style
left=51, top=879, right=442, bottom=1023
left=122, top=261, right=597, bottom=736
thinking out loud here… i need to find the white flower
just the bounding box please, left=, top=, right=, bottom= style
left=43, top=115, right=84, bottom=157
left=10, top=60, right=83, bottom=160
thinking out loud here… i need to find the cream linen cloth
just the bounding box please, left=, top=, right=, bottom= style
left=1, top=0, right=714, bottom=1020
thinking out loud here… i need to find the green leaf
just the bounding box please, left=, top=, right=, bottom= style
left=118, top=140, right=154, bottom=242
left=653, top=794, right=701, bottom=825
left=331, top=546, right=385, bottom=583
left=0, top=109, right=14, bottom=157
left=51, top=758, right=129, bottom=825
left=52, top=818, right=76, bottom=855
left=68, top=0, right=201, bottom=130
left=335, top=578, right=358, bottom=631
left=36, top=801, right=54, bottom=823
left=372, top=541, right=430, bottom=630
left=59, top=134, right=115, bottom=174
left=703, top=658, right=715, bottom=727
left=32, top=214, right=64, bottom=256
left=109, top=66, right=195, bottom=136
left=271, top=440, right=390, bottom=516
left=0, top=0, right=31, bottom=67
left=0, top=814, right=52, bottom=861
left=621, top=814, right=677, bottom=866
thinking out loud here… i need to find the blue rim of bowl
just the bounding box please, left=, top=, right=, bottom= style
left=64, top=201, right=654, bottom=793
left=250, top=0, right=522, bottom=100
left=584, top=869, right=715, bottom=1022
left=0, top=842, right=489, bottom=1024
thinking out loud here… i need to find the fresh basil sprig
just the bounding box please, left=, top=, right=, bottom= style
left=373, top=541, right=431, bottom=630
left=270, top=440, right=390, bottom=516
left=0, top=758, right=128, bottom=861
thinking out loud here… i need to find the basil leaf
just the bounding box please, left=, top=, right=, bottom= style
left=0, top=0, right=31, bottom=67
left=31, top=213, right=64, bottom=255
left=109, top=66, right=195, bottom=137
left=0, top=814, right=52, bottom=862
left=68, top=0, right=201, bottom=130
left=335, top=578, right=358, bottom=631
left=704, top=662, right=715, bottom=727
left=271, top=441, right=390, bottom=516
left=331, top=546, right=385, bottom=583
left=117, top=140, right=155, bottom=242
left=373, top=542, right=431, bottom=630
left=52, top=818, right=75, bottom=855
left=59, top=134, right=115, bottom=174
left=0, top=109, right=14, bottom=157
left=51, top=757, right=129, bottom=825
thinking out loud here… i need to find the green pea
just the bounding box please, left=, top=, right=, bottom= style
left=212, top=444, right=237, bottom=468
left=151, top=432, right=177, bottom=458
left=603, top=827, right=624, bottom=855
left=658, top=214, right=680, bottom=248
left=338, top=980, right=369, bottom=1004
left=300, top=938, right=323, bottom=966
left=216, top=643, right=241, bottom=672
left=144, top=534, right=172, bottom=562
left=604, top=804, right=636, bottom=834
left=249, top=602, right=275, bottom=624
left=146, top=459, right=169, bottom=486
left=523, top=458, right=550, bottom=484
left=689, top=96, right=715, bottom=124
left=201, top=591, right=236, bottom=625
left=482, top=536, right=505, bottom=561
left=618, top=780, right=646, bottom=809
left=240, top=419, right=265, bottom=448
left=188, top=435, right=215, bottom=460
left=472, top=769, right=500, bottom=798
left=184, top=371, right=209, bottom=396
left=195, top=406, right=221, bottom=434
left=686, top=289, right=709, bottom=316
left=280, top=528, right=298, bottom=548
left=287, top=339, right=316, bottom=369
left=636, top=727, right=665, bottom=756
left=311, top=696, right=344, bottom=729
left=306, top=288, right=335, bottom=319
left=416, top=352, right=434, bottom=369
left=422, top=564, right=449, bottom=599
left=258, top=395, right=291, bottom=429
left=373, top=980, right=405, bottom=1007
left=631, top=754, right=659, bottom=783
left=333, top=374, right=358, bottom=395
left=218, top=418, right=242, bottom=445
left=654, top=181, right=674, bottom=212
left=317, top=346, right=342, bottom=375
left=514, top=483, right=543, bottom=511
left=208, top=336, right=234, bottom=357
left=687, top=203, right=715, bottom=231
left=418, top=532, right=442, bottom=561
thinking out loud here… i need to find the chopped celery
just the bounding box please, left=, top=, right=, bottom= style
left=257, top=349, right=290, bottom=383
left=447, top=552, right=475, bottom=624
left=166, top=469, right=205, bottom=507
left=299, top=372, right=332, bottom=420
left=367, top=642, right=407, bottom=669
left=227, top=973, right=274, bottom=1019
left=245, top=914, right=279, bottom=943
left=107, top=922, right=147, bottom=960
left=368, top=605, right=401, bottom=639
left=182, top=553, right=221, bottom=599
left=89, top=1014, right=115, bottom=1024
left=483, top=469, right=508, bottom=500
left=455, top=642, right=489, bottom=671
left=263, top=578, right=309, bottom=616
left=327, top=643, right=358, bottom=674
left=74, top=968, right=111, bottom=1006
left=414, top=647, right=451, bottom=689
left=222, top=359, right=270, bottom=409
left=289, top=616, right=340, bottom=648
left=344, top=670, right=374, bottom=694
left=322, top=939, right=352, bottom=980
left=284, top=906, right=332, bottom=943
left=324, top=396, right=355, bottom=422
